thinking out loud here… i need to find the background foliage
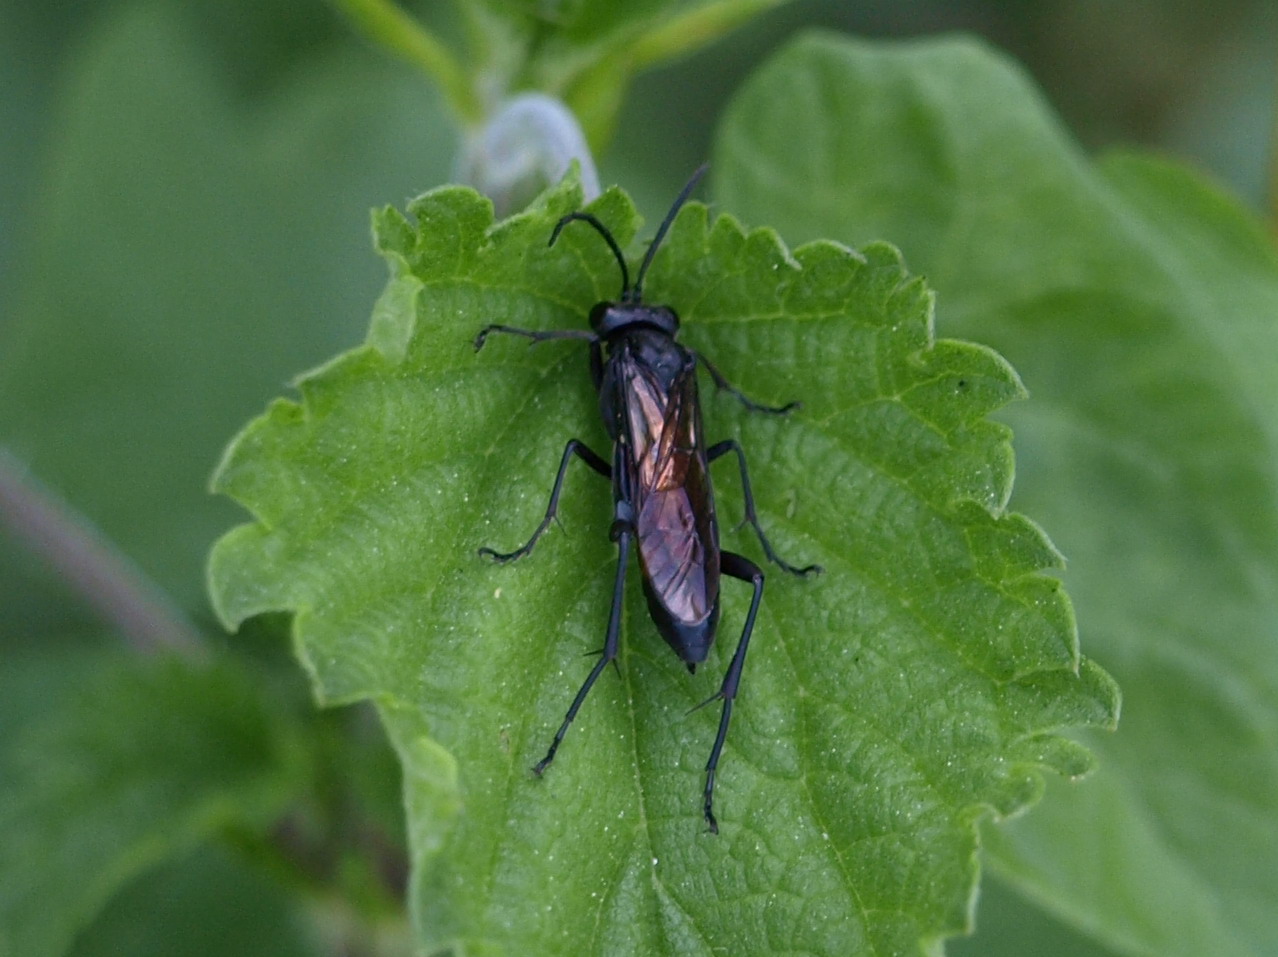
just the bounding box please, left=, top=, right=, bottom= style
left=2, top=1, right=1276, bottom=955
left=206, top=172, right=1116, bottom=954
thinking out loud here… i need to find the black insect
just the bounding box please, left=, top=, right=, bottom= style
left=474, top=166, right=821, bottom=832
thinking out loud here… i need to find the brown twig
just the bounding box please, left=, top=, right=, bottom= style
left=0, top=446, right=205, bottom=657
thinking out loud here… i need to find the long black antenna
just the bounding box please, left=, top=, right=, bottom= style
left=548, top=163, right=709, bottom=303
left=549, top=212, right=631, bottom=299
left=632, top=163, right=708, bottom=302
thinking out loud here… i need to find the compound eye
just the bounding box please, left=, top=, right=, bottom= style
left=588, top=302, right=612, bottom=332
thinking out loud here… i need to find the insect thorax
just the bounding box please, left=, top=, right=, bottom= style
left=589, top=301, right=680, bottom=339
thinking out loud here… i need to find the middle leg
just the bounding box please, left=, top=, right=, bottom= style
left=707, top=439, right=822, bottom=577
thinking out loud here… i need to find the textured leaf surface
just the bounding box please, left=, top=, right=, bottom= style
left=716, top=31, right=1278, bottom=956
left=0, top=649, right=304, bottom=957
left=210, top=171, right=1115, bottom=954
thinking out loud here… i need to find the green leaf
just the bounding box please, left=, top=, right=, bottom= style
left=715, top=31, right=1278, bottom=956
left=0, top=648, right=306, bottom=957
left=210, top=170, right=1115, bottom=954
left=948, top=872, right=1114, bottom=957
left=66, top=845, right=314, bottom=957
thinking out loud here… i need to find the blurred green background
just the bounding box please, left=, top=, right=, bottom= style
left=2, top=0, right=1275, bottom=954
left=4, top=0, right=1274, bottom=624
left=3, top=0, right=1275, bottom=630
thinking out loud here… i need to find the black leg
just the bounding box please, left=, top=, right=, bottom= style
left=695, top=352, right=800, bottom=415
left=474, top=324, right=596, bottom=351
left=534, top=526, right=631, bottom=775
left=707, top=440, right=822, bottom=577
left=700, top=550, right=765, bottom=834
left=480, top=439, right=610, bottom=563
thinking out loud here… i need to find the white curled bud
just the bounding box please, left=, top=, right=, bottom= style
left=460, top=93, right=600, bottom=216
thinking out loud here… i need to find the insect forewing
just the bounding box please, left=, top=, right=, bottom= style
left=621, top=345, right=720, bottom=629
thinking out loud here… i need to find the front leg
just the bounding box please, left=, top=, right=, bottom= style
left=474, top=324, right=596, bottom=351
left=480, top=439, right=610, bottom=563
left=695, top=352, right=800, bottom=415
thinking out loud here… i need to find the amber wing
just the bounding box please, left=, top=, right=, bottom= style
left=621, top=349, right=720, bottom=628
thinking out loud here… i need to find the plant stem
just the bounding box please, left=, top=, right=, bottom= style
left=330, top=0, right=482, bottom=122
left=0, top=447, right=204, bottom=657
left=631, top=0, right=789, bottom=70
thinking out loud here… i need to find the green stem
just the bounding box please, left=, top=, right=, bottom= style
left=631, top=0, right=789, bottom=70
left=330, top=0, right=482, bottom=122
